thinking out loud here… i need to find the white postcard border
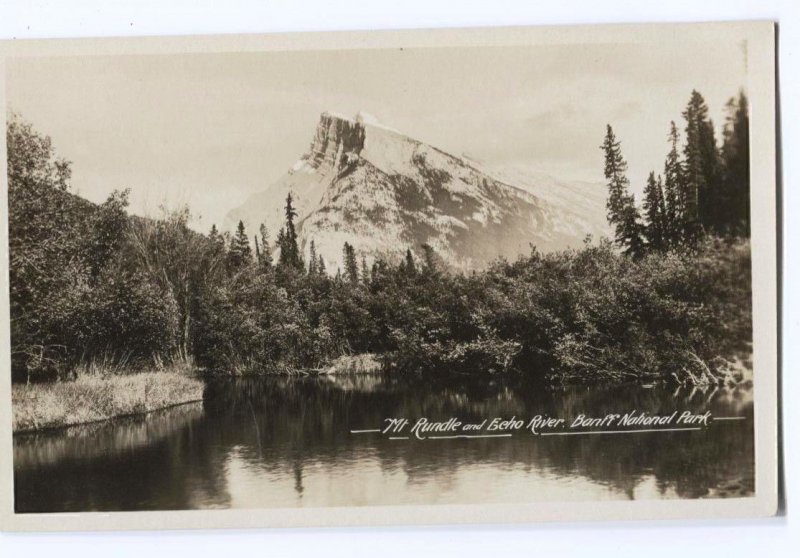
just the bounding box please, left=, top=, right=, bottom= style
left=0, top=20, right=779, bottom=531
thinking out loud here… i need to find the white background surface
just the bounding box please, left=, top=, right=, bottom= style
left=0, top=1, right=796, bottom=556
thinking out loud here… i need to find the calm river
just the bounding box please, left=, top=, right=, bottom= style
left=13, top=375, right=754, bottom=512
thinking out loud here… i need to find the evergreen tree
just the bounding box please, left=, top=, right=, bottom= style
left=658, top=175, right=668, bottom=228
left=642, top=171, right=667, bottom=251
left=601, top=125, right=645, bottom=257
left=404, top=248, right=416, bottom=276
left=276, top=227, right=286, bottom=261
left=228, top=220, right=252, bottom=270
left=662, top=121, right=685, bottom=246
left=277, top=193, right=302, bottom=270
left=308, top=239, right=318, bottom=275
left=421, top=243, right=440, bottom=275
left=720, top=90, right=750, bottom=237
left=682, top=90, right=721, bottom=237
left=343, top=242, right=359, bottom=284
left=317, top=254, right=326, bottom=275
left=258, top=223, right=273, bottom=270
left=360, top=256, right=370, bottom=285
left=209, top=224, right=222, bottom=245
left=371, top=257, right=389, bottom=288
left=207, top=224, right=227, bottom=268
left=620, top=198, right=645, bottom=258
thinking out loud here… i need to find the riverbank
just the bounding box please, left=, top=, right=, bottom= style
left=319, top=353, right=382, bottom=375
left=219, top=353, right=384, bottom=376
left=12, top=370, right=205, bottom=433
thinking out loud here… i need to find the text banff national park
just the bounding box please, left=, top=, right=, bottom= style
left=374, top=410, right=717, bottom=439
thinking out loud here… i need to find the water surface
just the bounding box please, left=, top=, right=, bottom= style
left=14, top=375, right=754, bottom=512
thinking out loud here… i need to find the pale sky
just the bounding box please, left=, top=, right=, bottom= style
left=6, top=41, right=747, bottom=230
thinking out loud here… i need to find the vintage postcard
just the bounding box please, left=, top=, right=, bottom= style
left=0, top=21, right=779, bottom=530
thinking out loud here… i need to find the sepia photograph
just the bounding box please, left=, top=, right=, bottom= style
left=0, top=21, right=778, bottom=529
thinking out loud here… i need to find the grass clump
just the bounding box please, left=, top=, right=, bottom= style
left=12, top=363, right=204, bottom=432
left=321, top=353, right=382, bottom=375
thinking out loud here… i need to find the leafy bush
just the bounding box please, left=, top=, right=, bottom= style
left=7, top=116, right=753, bottom=386
left=480, top=238, right=751, bottom=382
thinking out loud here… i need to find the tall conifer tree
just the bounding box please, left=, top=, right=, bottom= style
left=720, top=90, right=750, bottom=236
left=682, top=90, right=721, bottom=237
left=360, top=256, right=370, bottom=285
left=228, top=220, right=252, bottom=270
left=643, top=171, right=667, bottom=251
left=662, top=121, right=685, bottom=246
left=258, top=223, right=273, bottom=270
left=308, top=239, right=318, bottom=275
left=601, top=125, right=645, bottom=257
left=277, top=193, right=302, bottom=270
left=421, top=244, right=439, bottom=275
left=209, top=224, right=221, bottom=243
left=404, top=248, right=416, bottom=276
left=343, top=242, right=359, bottom=284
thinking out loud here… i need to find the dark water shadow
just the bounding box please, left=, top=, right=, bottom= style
left=14, top=375, right=754, bottom=512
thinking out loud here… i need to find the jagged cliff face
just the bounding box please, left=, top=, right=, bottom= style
left=223, top=111, right=369, bottom=247
left=225, top=112, right=609, bottom=272
left=307, top=112, right=365, bottom=172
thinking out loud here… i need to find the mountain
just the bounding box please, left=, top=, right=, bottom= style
left=479, top=164, right=611, bottom=245
left=224, top=111, right=609, bottom=272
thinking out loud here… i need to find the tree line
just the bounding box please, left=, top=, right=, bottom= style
left=7, top=88, right=753, bottom=384
left=602, top=90, right=749, bottom=256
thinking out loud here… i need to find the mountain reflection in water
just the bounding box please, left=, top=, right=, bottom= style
left=13, top=375, right=754, bottom=512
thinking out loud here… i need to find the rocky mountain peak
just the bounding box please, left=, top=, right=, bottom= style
left=225, top=112, right=609, bottom=273
left=306, top=112, right=367, bottom=174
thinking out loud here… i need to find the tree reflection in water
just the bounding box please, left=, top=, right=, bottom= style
left=14, top=375, right=753, bottom=512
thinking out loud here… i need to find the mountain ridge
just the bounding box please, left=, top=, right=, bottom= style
left=225, top=111, right=609, bottom=272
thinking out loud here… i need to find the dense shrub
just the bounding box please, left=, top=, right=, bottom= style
left=191, top=268, right=338, bottom=372
left=67, top=272, right=180, bottom=363
left=479, top=238, right=751, bottom=382
left=7, top=117, right=181, bottom=380
left=7, top=116, right=753, bottom=385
